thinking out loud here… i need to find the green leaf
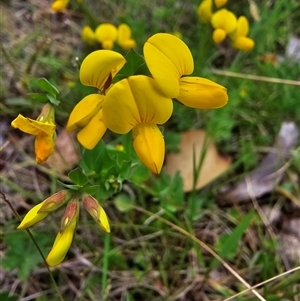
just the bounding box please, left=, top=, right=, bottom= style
left=27, top=93, right=48, bottom=103
left=82, top=185, right=101, bottom=195
left=68, top=167, right=89, bottom=186
left=114, top=49, right=146, bottom=80
left=37, top=78, right=59, bottom=97
left=46, top=93, right=60, bottom=105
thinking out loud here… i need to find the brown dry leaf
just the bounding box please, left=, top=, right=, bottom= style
left=46, top=129, right=80, bottom=174
left=164, top=130, right=232, bottom=192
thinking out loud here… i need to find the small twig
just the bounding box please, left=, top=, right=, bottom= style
left=211, top=69, right=300, bottom=86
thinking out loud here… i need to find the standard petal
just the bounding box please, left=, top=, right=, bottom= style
left=11, top=114, right=55, bottom=136
left=79, top=50, right=126, bottom=91
left=35, top=132, right=56, bottom=163
left=66, top=94, right=104, bottom=131
left=177, top=77, right=228, bottom=109
left=102, top=76, right=173, bottom=134
left=143, top=33, right=194, bottom=98
left=132, top=123, right=165, bottom=174
left=77, top=109, right=107, bottom=149
left=17, top=200, right=49, bottom=229
left=46, top=220, right=76, bottom=266
left=211, top=9, right=237, bottom=34
left=95, top=23, right=118, bottom=49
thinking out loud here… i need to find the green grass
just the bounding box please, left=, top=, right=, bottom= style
left=1, top=0, right=300, bottom=300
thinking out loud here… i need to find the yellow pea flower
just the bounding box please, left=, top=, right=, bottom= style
left=51, top=0, right=69, bottom=12
left=82, top=194, right=110, bottom=233
left=95, top=23, right=118, bottom=50
left=117, top=24, right=136, bottom=50
left=198, top=0, right=213, bottom=23
left=102, top=75, right=173, bottom=174
left=214, top=0, right=228, bottom=8
left=211, top=9, right=237, bottom=43
left=143, top=33, right=228, bottom=109
left=229, top=16, right=255, bottom=51
left=11, top=104, right=56, bottom=163
left=66, top=50, right=126, bottom=149
left=81, top=25, right=97, bottom=45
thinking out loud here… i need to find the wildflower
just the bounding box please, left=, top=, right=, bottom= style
left=95, top=23, right=118, bottom=49
left=46, top=199, right=79, bottom=266
left=66, top=50, right=126, bottom=149
left=214, top=0, right=228, bottom=8
left=17, top=190, right=71, bottom=229
left=117, top=24, right=136, bottom=50
left=229, top=16, right=255, bottom=51
left=143, top=33, right=228, bottom=109
left=51, top=0, right=69, bottom=12
left=83, top=194, right=110, bottom=232
left=11, top=104, right=56, bottom=163
left=198, top=0, right=213, bottom=23
left=211, top=9, right=237, bottom=43
left=102, top=75, right=173, bottom=174
left=81, top=25, right=97, bottom=45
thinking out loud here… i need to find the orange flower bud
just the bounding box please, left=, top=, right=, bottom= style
left=38, top=190, right=71, bottom=213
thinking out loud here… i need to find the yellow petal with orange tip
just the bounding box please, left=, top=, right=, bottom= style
left=77, top=109, right=107, bottom=149
left=132, top=123, right=165, bottom=174
left=177, top=77, right=228, bottom=109
left=79, top=50, right=126, bottom=91
left=66, top=94, right=104, bottom=132
left=35, top=132, right=56, bottom=163
left=143, top=33, right=194, bottom=98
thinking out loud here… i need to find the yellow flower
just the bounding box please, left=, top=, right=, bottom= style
left=81, top=25, right=97, bottom=45
left=66, top=50, right=126, bottom=149
left=117, top=24, right=136, bottom=50
left=198, top=0, right=213, bottom=23
left=51, top=0, right=69, bottom=12
left=211, top=9, right=237, bottom=43
left=143, top=33, right=228, bottom=109
left=95, top=23, right=118, bottom=49
left=102, top=75, right=173, bottom=174
left=46, top=199, right=79, bottom=266
left=82, top=194, right=110, bottom=232
left=229, top=16, right=255, bottom=51
left=11, top=104, right=56, bottom=163
left=214, top=0, right=228, bottom=8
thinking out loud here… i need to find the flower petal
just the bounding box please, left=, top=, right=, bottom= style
left=212, top=28, right=226, bottom=44
left=198, top=0, right=213, bottom=23
left=102, top=75, right=173, bottom=134
left=11, top=114, right=55, bottom=136
left=17, top=200, right=49, bottom=229
left=117, top=24, right=136, bottom=49
left=79, top=50, right=126, bottom=91
left=177, top=77, right=228, bottom=109
left=214, top=0, right=228, bottom=8
left=77, top=109, right=107, bottom=149
left=211, top=9, right=237, bottom=34
left=66, top=94, right=104, bottom=131
left=35, top=132, right=56, bottom=163
left=132, top=123, right=165, bottom=174
left=46, top=220, right=76, bottom=266
left=95, top=23, right=118, bottom=49
left=232, top=36, right=255, bottom=51
left=143, top=33, right=194, bottom=98
left=82, top=25, right=97, bottom=45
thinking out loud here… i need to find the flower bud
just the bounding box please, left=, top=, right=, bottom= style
left=60, top=199, right=79, bottom=230
left=83, top=194, right=110, bottom=233
left=38, top=190, right=71, bottom=213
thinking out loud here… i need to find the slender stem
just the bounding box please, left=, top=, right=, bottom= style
left=1, top=190, right=64, bottom=301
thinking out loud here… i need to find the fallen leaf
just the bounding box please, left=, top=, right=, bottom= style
left=164, top=130, right=232, bottom=192
left=220, top=122, right=299, bottom=205
left=46, top=129, right=79, bottom=174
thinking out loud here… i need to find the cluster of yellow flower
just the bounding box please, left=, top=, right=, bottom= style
left=198, top=0, right=255, bottom=51
left=81, top=23, right=136, bottom=50
left=67, top=33, right=229, bottom=175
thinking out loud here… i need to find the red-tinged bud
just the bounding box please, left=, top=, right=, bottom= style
left=60, top=199, right=79, bottom=230
left=38, top=190, right=71, bottom=213
left=83, top=194, right=110, bottom=233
